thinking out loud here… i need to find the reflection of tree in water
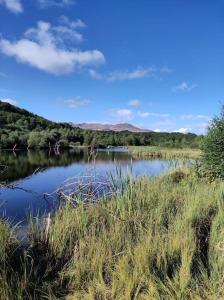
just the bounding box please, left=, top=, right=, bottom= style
left=0, top=149, right=83, bottom=183
left=0, top=149, right=132, bottom=183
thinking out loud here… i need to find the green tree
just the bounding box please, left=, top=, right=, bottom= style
left=202, top=106, right=224, bottom=179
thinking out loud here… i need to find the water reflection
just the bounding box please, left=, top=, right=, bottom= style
left=0, top=149, right=131, bottom=183
left=0, top=149, right=174, bottom=223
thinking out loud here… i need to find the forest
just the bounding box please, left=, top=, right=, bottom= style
left=0, top=100, right=203, bottom=149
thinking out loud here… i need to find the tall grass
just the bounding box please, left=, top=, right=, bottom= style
left=1, top=169, right=224, bottom=299
left=128, top=146, right=201, bottom=159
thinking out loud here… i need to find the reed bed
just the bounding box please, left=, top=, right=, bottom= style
left=1, top=169, right=224, bottom=299
left=128, top=146, right=201, bottom=160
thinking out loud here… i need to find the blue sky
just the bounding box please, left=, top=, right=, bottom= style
left=0, top=0, right=223, bottom=134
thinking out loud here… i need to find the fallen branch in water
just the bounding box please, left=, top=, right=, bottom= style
left=0, top=182, right=33, bottom=193
left=43, top=172, right=117, bottom=207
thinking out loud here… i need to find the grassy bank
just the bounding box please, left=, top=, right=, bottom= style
left=128, top=146, right=201, bottom=160
left=1, top=170, right=224, bottom=299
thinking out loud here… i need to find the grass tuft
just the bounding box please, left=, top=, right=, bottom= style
left=1, top=168, right=224, bottom=299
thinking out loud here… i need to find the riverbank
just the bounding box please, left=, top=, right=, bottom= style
left=128, top=146, right=201, bottom=159
left=0, top=168, right=223, bottom=299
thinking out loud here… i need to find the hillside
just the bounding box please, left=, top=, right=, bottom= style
left=0, top=100, right=69, bottom=131
left=0, top=100, right=202, bottom=149
left=74, top=123, right=152, bottom=132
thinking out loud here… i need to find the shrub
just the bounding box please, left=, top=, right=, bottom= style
left=202, top=106, right=224, bottom=179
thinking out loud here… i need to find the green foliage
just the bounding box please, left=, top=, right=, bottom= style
left=202, top=106, right=224, bottom=179
left=1, top=171, right=224, bottom=298
left=0, top=100, right=202, bottom=149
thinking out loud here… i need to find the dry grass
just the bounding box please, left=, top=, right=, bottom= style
left=1, top=169, right=224, bottom=299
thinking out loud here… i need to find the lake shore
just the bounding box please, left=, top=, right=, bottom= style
left=0, top=148, right=188, bottom=222
left=128, top=146, right=201, bottom=159
left=0, top=167, right=223, bottom=299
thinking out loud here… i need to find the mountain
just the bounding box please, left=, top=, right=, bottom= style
left=74, top=123, right=152, bottom=132
left=0, top=100, right=151, bottom=133
left=0, top=100, right=200, bottom=150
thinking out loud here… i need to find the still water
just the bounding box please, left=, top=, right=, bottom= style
left=0, top=148, right=178, bottom=223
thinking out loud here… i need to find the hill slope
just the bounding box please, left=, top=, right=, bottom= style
left=0, top=100, right=201, bottom=149
left=0, top=100, right=67, bottom=131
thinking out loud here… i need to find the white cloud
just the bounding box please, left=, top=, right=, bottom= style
left=173, top=82, right=197, bottom=92
left=38, top=0, right=75, bottom=8
left=110, top=109, right=133, bottom=121
left=138, top=111, right=150, bottom=118
left=89, top=67, right=156, bottom=81
left=89, top=66, right=172, bottom=82
left=88, top=69, right=104, bottom=80
left=128, top=99, right=141, bottom=107
left=0, top=20, right=105, bottom=75
left=137, top=111, right=171, bottom=119
left=25, top=17, right=86, bottom=44
left=148, top=112, right=170, bottom=118
left=193, top=122, right=209, bottom=134
left=174, top=128, right=191, bottom=134
left=0, top=97, right=17, bottom=105
left=107, top=67, right=155, bottom=81
left=64, top=97, right=90, bottom=108
left=59, top=15, right=86, bottom=29
left=0, top=0, right=23, bottom=13
left=154, top=129, right=162, bottom=132
left=180, top=114, right=210, bottom=121
left=107, top=68, right=154, bottom=81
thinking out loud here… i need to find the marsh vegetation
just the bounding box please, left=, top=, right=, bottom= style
left=1, top=105, right=224, bottom=299
left=0, top=167, right=224, bottom=299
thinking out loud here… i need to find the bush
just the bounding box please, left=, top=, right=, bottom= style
left=202, top=106, right=224, bottom=179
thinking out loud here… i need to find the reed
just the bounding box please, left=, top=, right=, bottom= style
left=1, top=169, right=224, bottom=299
left=128, top=146, right=201, bottom=159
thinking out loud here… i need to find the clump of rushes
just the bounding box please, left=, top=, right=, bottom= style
left=128, top=146, right=201, bottom=160
left=1, top=169, right=224, bottom=299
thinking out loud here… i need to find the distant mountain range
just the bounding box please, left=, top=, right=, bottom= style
left=73, top=123, right=152, bottom=133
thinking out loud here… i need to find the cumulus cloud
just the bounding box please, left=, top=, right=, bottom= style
left=174, top=128, right=191, bottom=134
left=64, top=97, right=90, bottom=108
left=128, top=99, right=141, bottom=107
left=173, top=82, right=197, bottom=92
left=38, top=0, right=75, bottom=8
left=0, top=20, right=105, bottom=75
left=0, top=97, right=17, bottom=105
left=0, top=0, right=23, bottom=13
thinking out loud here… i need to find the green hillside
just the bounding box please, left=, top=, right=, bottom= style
left=0, top=100, right=202, bottom=149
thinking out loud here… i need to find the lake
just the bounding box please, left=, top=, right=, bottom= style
left=0, top=148, right=180, bottom=223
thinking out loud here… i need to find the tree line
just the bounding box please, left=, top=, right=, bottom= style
left=0, top=100, right=203, bottom=149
